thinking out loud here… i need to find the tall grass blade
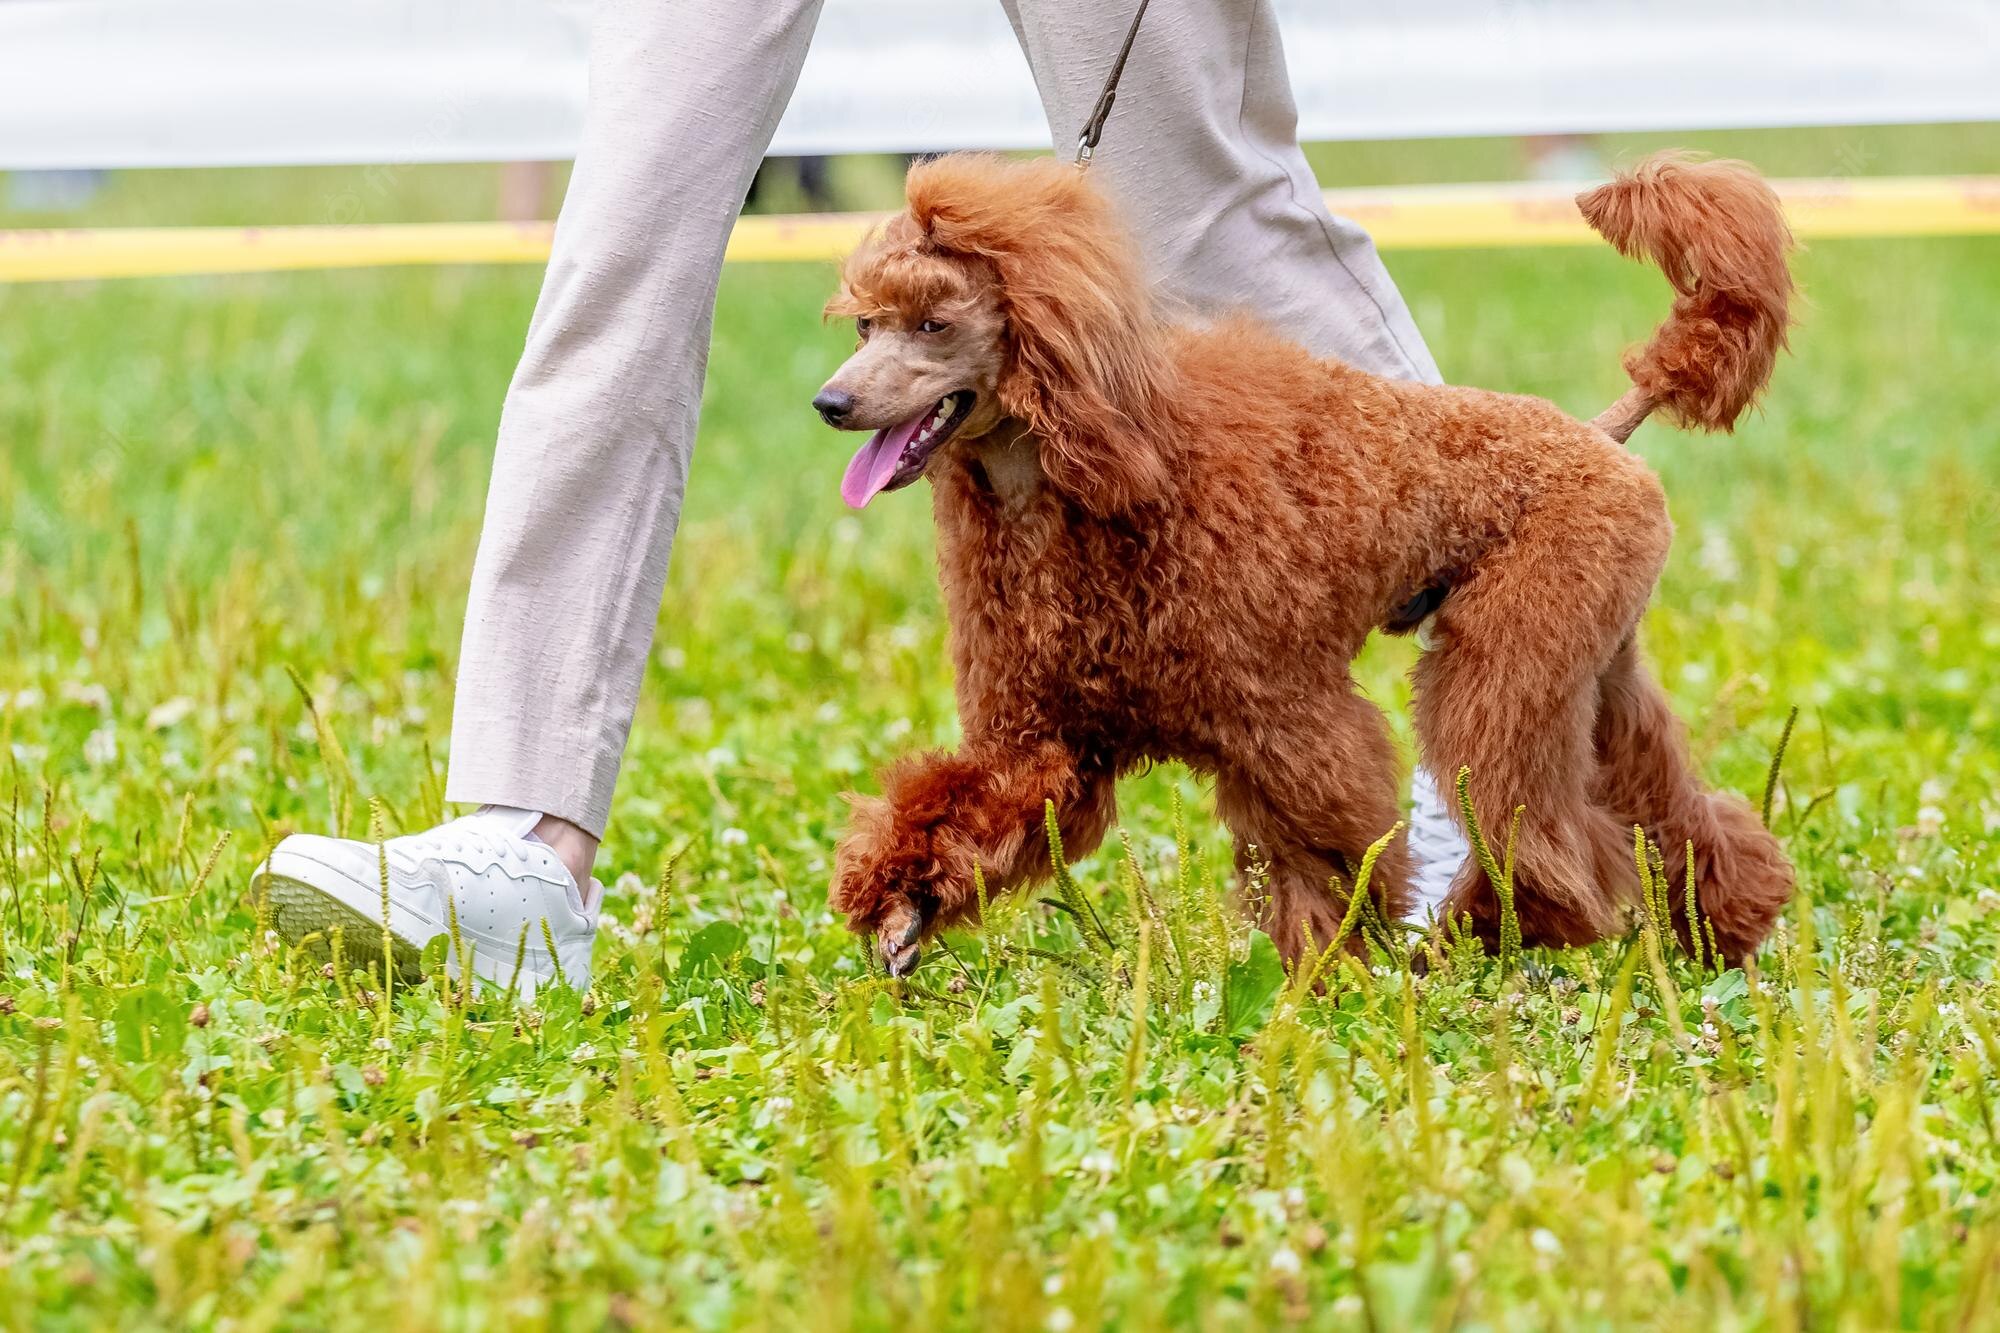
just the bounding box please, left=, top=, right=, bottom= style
left=1762, top=704, right=1800, bottom=827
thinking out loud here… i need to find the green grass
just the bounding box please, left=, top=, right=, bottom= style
left=3, top=126, right=1999, bottom=1328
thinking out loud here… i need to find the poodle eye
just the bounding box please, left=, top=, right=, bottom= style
left=918, top=319, right=951, bottom=335
left=855, top=317, right=873, bottom=338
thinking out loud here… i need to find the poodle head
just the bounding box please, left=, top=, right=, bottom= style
left=818, top=153, right=1171, bottom=516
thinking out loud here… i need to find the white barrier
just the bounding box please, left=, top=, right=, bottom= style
left=1, top=0, right=1996, bottom=170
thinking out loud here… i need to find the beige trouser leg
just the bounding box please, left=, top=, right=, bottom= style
left=998, top=0, right=1439, bottom=378
left=447, top=0, right=827, bottom=836
left=448, top=0, right=1462, bottom=888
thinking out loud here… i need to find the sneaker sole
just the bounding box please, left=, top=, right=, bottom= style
left=259, top=871, right=432, bottom=984
left=254, top=851, right=557, bottom=997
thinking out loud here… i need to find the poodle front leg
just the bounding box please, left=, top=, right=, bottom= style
left=1213, top=687, right=1413, bottom=969
left=831, top=739, right=1115, bottom=975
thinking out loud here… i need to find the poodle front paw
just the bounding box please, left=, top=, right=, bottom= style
left=834, top=851, right=941, bottom=978
left=830, top=794, right=968, bottom=978
left=875, top=893, right=938, bottom=977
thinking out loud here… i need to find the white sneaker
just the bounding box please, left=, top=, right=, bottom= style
left=1407, top=766, right=1471, bottom=923
left=253, top=806, right=599, bottom=997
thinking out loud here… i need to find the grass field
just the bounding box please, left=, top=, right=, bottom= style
left=3, top=124, right=1999, bottom=1329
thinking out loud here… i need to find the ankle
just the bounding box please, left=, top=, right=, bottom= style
left=532, top=814, right=599, bottom=890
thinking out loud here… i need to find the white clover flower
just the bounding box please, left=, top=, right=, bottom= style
left=720, top=827, right=749, bottom=847
left=1078, top=1150, right=1116, bottom=1179
left=1696, top=528, right=1739, bottom=581
left=83, top=726, right=117, bottom=767
left=1916, top=805, right=1946, bottom=838
left=145, top=697, right=196, bottom=731
left=61, top=681, right=111, bottom=711
left=1269, top=1246, right=1302, bottom=1275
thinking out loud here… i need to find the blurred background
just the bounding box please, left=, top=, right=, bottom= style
left=4, top=0, right=1997, bottom=219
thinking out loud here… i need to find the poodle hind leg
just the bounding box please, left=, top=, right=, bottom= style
left=1214, top=687, right=1412, bottom=970
left=1415, top=499, right=1669, bottom=952
left=1593, top=637, right=1793, bottom=966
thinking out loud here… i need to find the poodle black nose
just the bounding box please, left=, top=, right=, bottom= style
left=812, top=388, right=855, bottom=426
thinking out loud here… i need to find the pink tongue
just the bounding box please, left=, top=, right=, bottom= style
left=840, top=409, right=931, bottom=509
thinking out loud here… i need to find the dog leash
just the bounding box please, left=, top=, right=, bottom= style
left=1074, top=0, right=1152, bottom=168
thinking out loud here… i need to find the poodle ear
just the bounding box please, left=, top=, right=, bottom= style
left=907, top=155, right=1170, bottom=517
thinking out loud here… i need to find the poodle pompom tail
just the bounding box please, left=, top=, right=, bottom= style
left=1579, top=153, right=1795, bottom=435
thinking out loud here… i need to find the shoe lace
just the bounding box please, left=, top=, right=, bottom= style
left=440, top=823, right=533, bottom=870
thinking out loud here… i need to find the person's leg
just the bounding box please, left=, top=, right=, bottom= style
left=259, top=0, right=826, bottom=993
left=1001, top=0, right=1467, bottom=906
left=1000, top=0, right=1437, bottom=379
left=447, top=0, right=828, bottom=870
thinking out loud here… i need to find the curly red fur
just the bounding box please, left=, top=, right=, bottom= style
left=1579, top=153, right=1795, bottom=435
left=825, top=151, right=1795, bottom=972
left=832, top=740, right=1116, bottom=939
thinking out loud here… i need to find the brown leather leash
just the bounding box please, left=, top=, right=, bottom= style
left=1074, top=0, right=1152, bottom=167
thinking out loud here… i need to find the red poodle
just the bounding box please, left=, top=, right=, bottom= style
left=812, top=151, right=1796, bottom=977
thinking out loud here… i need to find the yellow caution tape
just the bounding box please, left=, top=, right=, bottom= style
left=1328, top=174, right=2000, bottom=249
left=2, top=176, right=1994, bottom=284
